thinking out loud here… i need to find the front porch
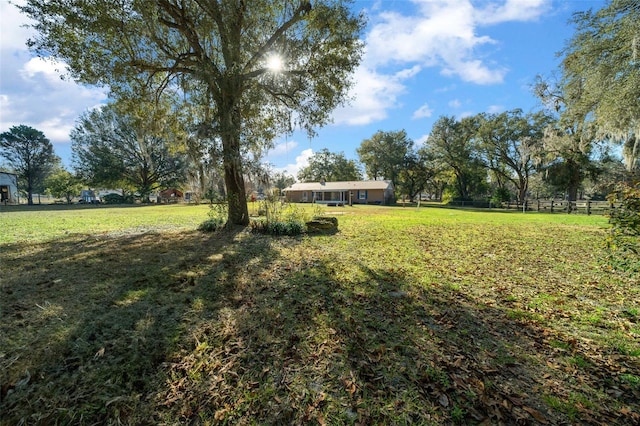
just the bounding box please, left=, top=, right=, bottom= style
left=312, top=190, right=349, bottom=206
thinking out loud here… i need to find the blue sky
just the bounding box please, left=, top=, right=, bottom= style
left=0, top=0, right=606, bottom=179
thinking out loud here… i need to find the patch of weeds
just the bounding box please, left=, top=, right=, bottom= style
left=450, top=405, right=465, bottom=424
left=549, top=339, right=572, bottom=351
left=424, top=366, right=450, bottom=388
left=494, top=348, right=517, bottom=366
left=567, top=355, right=589, bottom=369
left=622, top=308, right=639, bottom=320
left=620, top=374, right=640, bottom=390
left=585, top=310, right=604, bottom=326
left=506, top=309, right=544, bottom=323
left=543, top=394, right=579, bottom=421
left=607, top=333, right=640, bottom=356
left=527, top=293, right=558, bottom=310
left=504, top=294, right=518, bottom=302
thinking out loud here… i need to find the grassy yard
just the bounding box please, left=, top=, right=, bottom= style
left=1, top=204, right=638, bottom=425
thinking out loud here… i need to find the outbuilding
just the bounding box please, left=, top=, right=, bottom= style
left=0, top=172, right=18, bottom=204
left=283, top=180, right=394, bottom=205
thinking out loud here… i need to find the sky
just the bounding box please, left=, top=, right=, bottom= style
left=0, top=0, right=607, bottom=179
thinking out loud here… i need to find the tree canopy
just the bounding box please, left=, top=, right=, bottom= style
left=0, top=125, right=57, bottom=205
left=356, top=130, right=413, bottom=188
left=561, top=0, right=640, bottom=172
left=297, top=148, right=362, bottom=182
left=71, top=104, right=187, bottom=199
left=21, top=0, right=365, bottom=225
left=476, top=110, right=553, bottom=203
left=422, top=116, right=487, bottom=201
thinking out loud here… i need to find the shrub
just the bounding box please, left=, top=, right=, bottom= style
left=249, top=218, right=305, bottom=236
left=102, top=193, right=127, bottom=204
left=198, top=217, right=226, bottom=233
left=199, top=198, right=228, bottom=232
left=606, top=181, right=640, bottom=273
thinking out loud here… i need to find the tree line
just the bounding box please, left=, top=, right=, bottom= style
left=1, top=0, right=638, bottom=217
left=298, top=107, right=631, bottom=204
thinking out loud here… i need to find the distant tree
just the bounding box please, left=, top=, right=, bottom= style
left=534, top=75, right=603, bottom=203
left=397, top=149, right=437, bottom=202
left=45, top=167, right=83, bottom=204
left=561, top=0, right=640, bottom=172
left=21, top=0, right=365, bottom=225
left=357, top=130, right=413, bottom=189
left=477, top=110, right=553, bottom=202
left=0, top=125, right=57, bottom=205
left=71, top=105, right=187, bottom=200
left=423, top=116, right=487, bottom=201
left=272, top=171, right=296, bottom=193
left=297, top=148, right=362, bottom=182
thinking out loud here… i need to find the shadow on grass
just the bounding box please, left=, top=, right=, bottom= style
left=1, top=228, right=638, bottom=424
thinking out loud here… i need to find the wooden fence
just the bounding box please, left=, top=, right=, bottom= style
left=502, top=200, right=619, bottom=215
left=443, top=199, right=619, bottom=215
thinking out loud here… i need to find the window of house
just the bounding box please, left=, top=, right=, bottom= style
left=358, top=190, right=367, bottom=200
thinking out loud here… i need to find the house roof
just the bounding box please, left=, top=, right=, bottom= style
left=284, top=180, right=393, bottom=192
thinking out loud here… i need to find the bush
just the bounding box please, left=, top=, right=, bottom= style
left=102, top=193, right=124, bottom=204
left=606, top=181, right=640, bottom=273
left=102, top=193, right=134, bottom=204
left=198, top=217, right=226, bottom=233
left=249, top=218, right=306, bottom=236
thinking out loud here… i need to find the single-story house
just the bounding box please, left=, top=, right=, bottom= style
left=283, top=180, right=394, bottom=205
left=0, top=172, right=18, bottom=204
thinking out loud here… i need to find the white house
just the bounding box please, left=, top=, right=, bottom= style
left=0, top=172, right=18, bottom=204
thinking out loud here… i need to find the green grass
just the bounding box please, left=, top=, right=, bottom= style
left=1, top=204, right=639, bottom=425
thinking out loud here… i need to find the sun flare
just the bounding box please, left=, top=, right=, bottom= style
left=266, top=55, right=283, bottom=72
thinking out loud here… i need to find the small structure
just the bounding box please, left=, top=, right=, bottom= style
left=283, top=180, right=394, bottom=205
left=80, top=189, right=100, bottom=203
left=159, top=188, right=183, bottom=203
left=0, top=172, right=18, bottom=204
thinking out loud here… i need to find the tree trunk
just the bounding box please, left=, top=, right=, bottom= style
left=220, top=91, right=249, bottom=226
left=223, top=139, right=249, bottom=225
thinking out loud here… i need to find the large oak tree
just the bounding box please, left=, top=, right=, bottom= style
left=20, top=0, right=364, bottom=225
left=561, top=0, right=640, bottom=172
left=0, top=125, right=57, bottom=205
left=71, top=104, right=187, bottom=199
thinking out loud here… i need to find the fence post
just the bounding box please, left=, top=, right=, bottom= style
left=587, top=200, right=591, bottom=215
left=550, top=200, right=554, bottom=213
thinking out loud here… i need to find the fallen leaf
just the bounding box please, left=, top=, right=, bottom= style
left=522, top=406, right=548, bottom=424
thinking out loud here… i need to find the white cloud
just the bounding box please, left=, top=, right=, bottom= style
left=487, top=104, right=505, bottom=113
left=364, top=0, right=550, bottom=85
left=0, top=8, right=108, bottom=144
left=412, top=103, right=434, bottom=120
left=415, top=133, right=430, bottom=146
left=448, top=99, right=462, bottom=108
left=331, top=65, right=411, bottom=126
left=269, top=140, right=299, bottom=157
left=274, top=148, right=314, bottom=180
left=0, top=1, right=33, bottom=50
left=476, top=0, right=551, bottom=25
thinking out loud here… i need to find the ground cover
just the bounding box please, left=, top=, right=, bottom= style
left=1, top=204, right=638, bottom=424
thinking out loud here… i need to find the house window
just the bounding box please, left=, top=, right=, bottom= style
left=358, top=190, right=367, bottom=200
left=302, top=192, right=308, bottom=202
